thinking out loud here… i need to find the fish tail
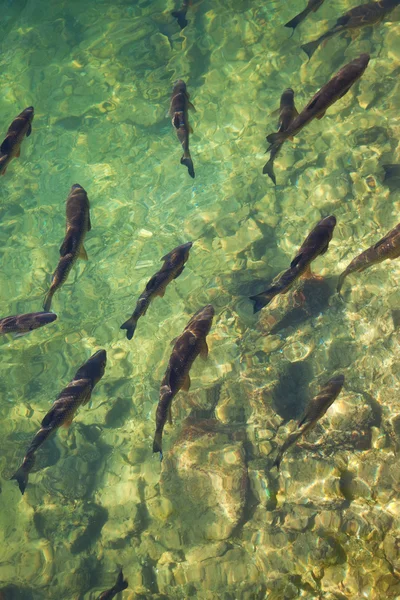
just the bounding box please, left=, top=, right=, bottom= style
left=262, top=158, right=276, bottom=185
left=120, top=317, right=137, bottom=340
left=249, top=289, right=277, bottom=313
left=301, top=38, right=321, bottom=59
left=266, top=132, right=286, bottom=150
left=284, top=9, right=307, bottom=31
left=153, top=431, right=163, bottom=460
left=272, top=450, right=284, bottom=471
left=114, top=569, right=128, bottom=594
left=43, top=290, right=54, bottom=312
left=11, top=453, right=35, bottom=495
left=181, top=154, right=195, bottom=178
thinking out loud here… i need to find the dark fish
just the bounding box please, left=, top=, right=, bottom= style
left=383, top=164, right=400, bottom=183
left=0, top=312, right=57, bottom=336
left=273, top=374, right=345, bottom=470
left=0, top=107, right=34, bottom=176
left=172, top=0, right=190, bottom=29
left=97, top=569, right=128, bottom=600
left=266, top=54, right=370, bottom=152
left=249, top=215, right=336, bottom=313
left=263, top=88, right=298, bottom=185
left=301, top=0, right=400, bottom=59
left=153, top=305, right=214, bottom=459
left=11, top=350, right=106, bottom=494
left=43, top=184, right=91, bottom=312
left=169, top=79, right=196, bottom=178
left=285, top=0, right=325, bottom=32
left=121, top=242, right=192, bottom=340
left=337, top=223, right=400, bottom=295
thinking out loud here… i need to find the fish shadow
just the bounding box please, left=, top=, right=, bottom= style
left=269, top=276, right=335, bottom=336
left=272, top=359, right=314, bottom=423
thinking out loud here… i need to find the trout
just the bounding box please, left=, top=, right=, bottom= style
left=0, top=106, right=34, bottom=176
left=273, top=374, right=345, bottom=470
left=43, top=184, right=91, bottom=311
left=263, top=88, right=298, bottom=184
left=169, top=79, right=196, bottom=178
left=153, top=305, right=214, bottom=459
left=121, top=242, right=192, bottom=340
left=11, top=349, right=106, bottom=494
left=97, top=569, right=128, bottom=600
left=250, top=215, right=336, bottom=313
left=266, top=54, right=370, bottom=153
left=285, top=0, right=325, bottom=32
left=301, top=0, right=400, bottom=59
left=0, top=312, right=57, bottom=336
left=337, top=222, right=400, bottom=295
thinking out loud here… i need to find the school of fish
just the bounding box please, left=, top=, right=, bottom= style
left=1, top=0, right=399, bottom=595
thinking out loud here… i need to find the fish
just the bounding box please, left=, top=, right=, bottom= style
left=383, top=163, right=400, bottom=183
left=169, top=79, right=196, bottom=179
left=11, top=349, right=106, bottom=494
left=43, top=184, right=91, bottom=312
left=285, top=0, right=325, bottom=33
left=153, top=304, right=214, bottom=459
left=0, top=312, right=57, bottom=336
left=249, top=215, right=336, bottom=313
left=266, top=54, right=370, bottom=153
left=263, top=88, right=298, bottom=185
left=337, top=222, right=400, bottom=296
left=301, top=0, right=400, bottom=59
left=97, top=569, right=128, bottom=600
left=172, top=0, right=190, bottom=29
left=121, top=242, right=192, bottom=340
left=273, top=374, right=345, bottom=470
left=0, top=106, right=34, bottom=176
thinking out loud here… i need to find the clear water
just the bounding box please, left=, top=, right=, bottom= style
left=0, top=0, right=400, bottom=598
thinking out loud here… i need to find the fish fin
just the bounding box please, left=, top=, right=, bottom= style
left=316, top=111, right=326, bottom=120
left=62, top=415, right=74, bottom=427
left=87, top=214, right=92, bottom=231
left=173, top=113, right=181, bottom=129
left=59, top=231, right=75, bottom=256
left=0, top=137, right=12, bottom=154
left=300, top=264, right=313, bottom=279
left=189, top=124, right=194, bottom=134
left=182, top=374, right=191, bottom=391
left=16, top=148, right=21, bottom=158
left=114, top=570, right=128, bottom=594
left=290, top=253, right=302, bottom=269
left=168, top=405, right=173, bottom=425
left=262, top=159, right=277, bottom=185
left=272, top=449, right=283, bottom=471
left=284, top=14, right=302, bottom=31
left=170, top=336, right=179, bottom=346
left=120, top=318, right=137, bottom=340
left=181, top=155, right=195, bottom=178
left=266, top=132, right=286, bottom=148
left=13, top=331, right=30, bottom=339
left=153, top=431, right=163, bottom=456
left=26, top=124, right=32, bottom=137
left=301, top=39, right=320, bottom=59
left=199, top=339, right=209, bottom=360
left=155, top=287, right=166, bottom=298
left=188, top=101, right=196, bottom=112
left=11, top=466, right=30, bottom=495
left=249, top=293, right=273, bottom=313
left=173, top=264, right=185, bottom=279
left=79, top=245, right=88, bottom=260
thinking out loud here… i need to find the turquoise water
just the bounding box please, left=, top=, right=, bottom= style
left=0, top=0, right=400, bottom=598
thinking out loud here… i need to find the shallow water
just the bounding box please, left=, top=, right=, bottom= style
left=0, top=0, right=400, bottom=598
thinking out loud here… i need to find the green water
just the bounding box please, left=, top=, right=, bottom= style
left=1, top=0, right=400, bottom=598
